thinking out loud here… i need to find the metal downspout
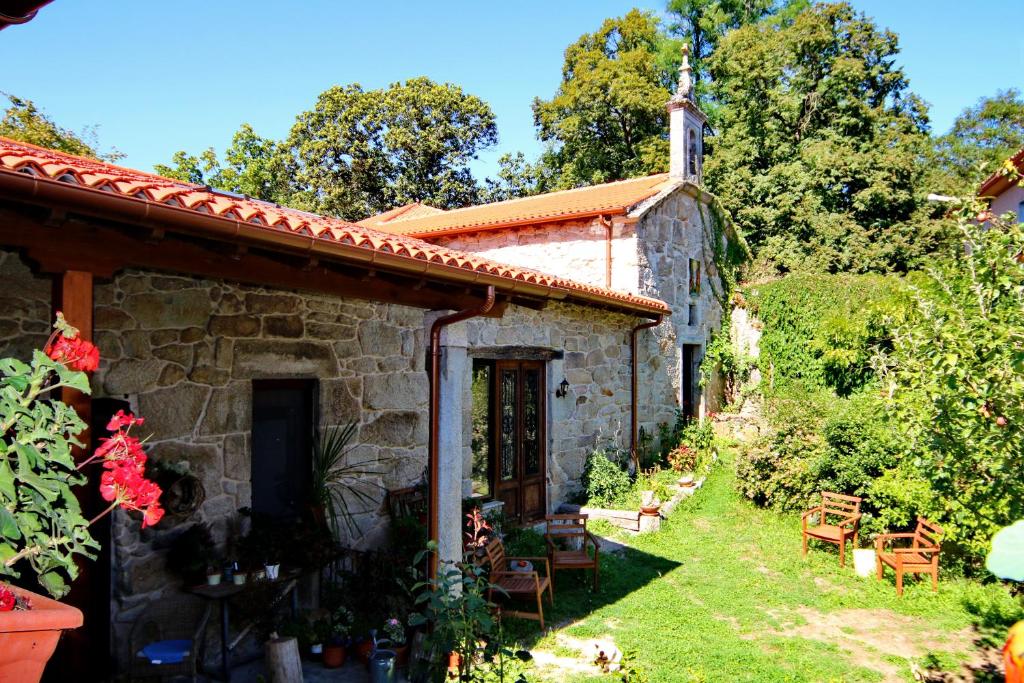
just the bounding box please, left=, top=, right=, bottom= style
left=427, top=286, right=496, bottom=579
left=630, top=315, right=663, bottom=470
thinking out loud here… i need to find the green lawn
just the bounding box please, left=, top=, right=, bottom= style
left=501, top=447, right=1022, bottom=682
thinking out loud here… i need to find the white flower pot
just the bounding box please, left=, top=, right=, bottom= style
left=265, top=563, right=280, bottom=580
left=206, top=573, right=222, bottom=586
left=853, top=549, right=876, bottom=577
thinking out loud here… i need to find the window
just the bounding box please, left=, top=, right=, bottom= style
left=470, top=360, right=492, bottom=498
left=687, top=129, right=698, bottom=177
left=1018, top=200, right=1024, bottom=224
left=688, top=258, right=701, bottom=296
left=251, top=379, right=317, bottom=520
left=688, top=304, right=698, bottom=327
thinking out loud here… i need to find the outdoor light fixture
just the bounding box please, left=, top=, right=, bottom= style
left=555, top=377, right=570, bottom=398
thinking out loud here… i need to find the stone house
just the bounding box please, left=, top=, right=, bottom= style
left=0, top=47, right=735, bottom=678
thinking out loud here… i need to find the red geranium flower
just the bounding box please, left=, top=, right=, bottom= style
left=47, top=334, right=100, bottom=372
left=0, top=585, right=15, bottom=612
left=107, top=410, right=144, bottom=432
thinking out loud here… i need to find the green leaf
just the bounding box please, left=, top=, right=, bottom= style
left=37, top=571, right=68, bottom=599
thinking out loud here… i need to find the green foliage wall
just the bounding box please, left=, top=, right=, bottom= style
left=744, top=273, right=912, bottom=396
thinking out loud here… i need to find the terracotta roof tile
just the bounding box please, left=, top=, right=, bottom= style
left=369, top=174, right=673, bottom=237
left=357, top=202, right=447, bottom=227
left=979, top=146, right=1024, bottom=197
left=0, top=136, right=668, bottom=316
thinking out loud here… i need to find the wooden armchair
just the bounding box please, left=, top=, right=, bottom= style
left=875, top=517, right=943, bottom=596
left=482, top=536, right=553, bottom=629
left=801, top=492, right=862, bottom=567
left=544, top=514, right=600, bottom=592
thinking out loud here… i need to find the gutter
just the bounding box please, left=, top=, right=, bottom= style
left=0, top=169, right=667, bottom=317
left=427, top=287, right=496, bottom=579
left=630, top=315, right=663, bottom=470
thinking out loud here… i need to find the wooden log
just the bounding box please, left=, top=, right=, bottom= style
left=265, top=635, right=303, bottom=683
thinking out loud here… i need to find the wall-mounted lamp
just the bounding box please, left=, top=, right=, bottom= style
left=555, top=377, right=570, bottom=398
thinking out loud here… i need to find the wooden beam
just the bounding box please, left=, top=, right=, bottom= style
left=0, top=210, right=490, bottom=312
left=53, top=269, right=93, bottom=457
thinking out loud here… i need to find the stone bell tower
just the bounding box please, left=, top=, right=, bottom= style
left=668, top=43, right=707, bottom=183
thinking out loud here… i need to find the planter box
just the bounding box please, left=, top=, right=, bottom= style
left=0, top=585, right=83, bottom=683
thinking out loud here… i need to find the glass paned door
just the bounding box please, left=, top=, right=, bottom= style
left=492, top=360, right=546, bottom=523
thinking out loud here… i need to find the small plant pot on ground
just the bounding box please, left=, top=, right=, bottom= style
left=322, top=642, right=347, bottom=668
left=678, top=474, right=696, bottom=489
left=206, top=571, right=222, bottom=586
left=0, top=585, right=84, bottom=683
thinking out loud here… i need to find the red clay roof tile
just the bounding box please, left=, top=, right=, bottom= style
left=0, top=136, right=668, bottom=316
left=366, top=174, right=673, bottom=237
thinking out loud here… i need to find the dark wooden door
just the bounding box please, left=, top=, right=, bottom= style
left=493, top=361, right=546, bottom=523
left=252, top=379, right=317, bottom=521
left=682, top=344, right=698, bottom=420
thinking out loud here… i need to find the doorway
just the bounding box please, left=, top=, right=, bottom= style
left=251, top=379, right=317, bottom=521
left=682, top=344, right=701, bottom=420
left=489, top=360, right=546, bottom=524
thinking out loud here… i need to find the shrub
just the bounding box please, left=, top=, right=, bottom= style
left=582, top=449, right=631, bottom=508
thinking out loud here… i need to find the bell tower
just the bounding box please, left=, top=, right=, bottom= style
left=668, top=43, right=707, bottom=183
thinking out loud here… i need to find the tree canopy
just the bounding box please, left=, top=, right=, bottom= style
left=532, top=10, right=678, bottom=189
left=705, top=2, right=937, bottom=275
left=931, top=89, right=1024, bottom=195
left=0, top=94, right=121, bottom=162
left=157, top=77, right=498, bottom=221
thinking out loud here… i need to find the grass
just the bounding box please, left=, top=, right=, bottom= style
left=498, top=445, right=1022, bottom=683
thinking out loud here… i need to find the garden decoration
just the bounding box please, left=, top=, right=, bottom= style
left=986, top=520, right=1024, bottom=683
left=0, top=314, right=164, bottom=682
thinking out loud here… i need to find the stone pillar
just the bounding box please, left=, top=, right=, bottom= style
left=427, top=313, right=469, bottom=569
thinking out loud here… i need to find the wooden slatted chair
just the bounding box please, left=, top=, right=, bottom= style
left=801, top=492, right=862, bottom=567
left=481, top=536, right=553, bottom=629
left=875, top=517, right=943, bottom=596
left=544, top=514, right=600, bottom=592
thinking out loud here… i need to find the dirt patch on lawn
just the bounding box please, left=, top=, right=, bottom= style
left=766, top=607, right=975, bottom=682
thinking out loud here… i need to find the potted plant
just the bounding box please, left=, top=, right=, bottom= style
left=0, top=315, right=164, bottom=682
left=322, top=606, right=352, bottom=668
left=166, top=522, right=218, bottom=586
left=205, top=567, right=222, bottom=586
left=382, top=616, right=409, bottom=667
left=668, top=444, right=697, bottom=487
left=310, top=616, right=331, bottom=659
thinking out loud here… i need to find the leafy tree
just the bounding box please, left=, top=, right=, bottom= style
left=0, top=94, right=122, bottom=161
left=532, top=10, right=677, bottom=188
left=282, top=77, right=497, bottom=220
left=932, top=89, right=1024, bottom=194
left=665, top=0, right=805, bottom=117
left=882, top=189, right=1024, bottom=564
left=480, top=152, right=553, bottom=203
left=706, top=2, right=937, bottom=275
left=155, top=124, right=287, bottom=202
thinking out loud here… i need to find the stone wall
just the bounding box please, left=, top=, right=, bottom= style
left=460, top=302, right=639, bottom=509
left=635, top=186, right=726, bottom=428
left=433, top=218, right=640, bottom=293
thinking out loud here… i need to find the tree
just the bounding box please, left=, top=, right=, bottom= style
left=0, top=94, right=122, bottom=161
left=932, top=89, right=1024, bottom=195
left=532, top=10, right=677, bottom=189
left=665, top=0, right=805, bottom=117
left=706, top=2, right=937, bottom=275
left=480, top=152, right=552, bottom=203
left=282, top=77, right=497, bottom=220
left=155, top=124, right=287, bottom=202
left=882, top=189, right=1024, bottom=565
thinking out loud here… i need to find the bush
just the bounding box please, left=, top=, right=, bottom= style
left=582, top=449, right=631, bottom=508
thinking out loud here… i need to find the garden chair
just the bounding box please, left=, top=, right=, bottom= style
left=875, top=517, right=943, bottom=596
left=544, top=513, right=600, bottom=592
left=801, top=491, right=862, bottom=567
left=481, top=536, right=553, bottom=629
left=129, top=595, right=211, bottom=682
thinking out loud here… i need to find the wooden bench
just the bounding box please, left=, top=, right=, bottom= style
left=544, top=514, right=600, bottom=592
left=875, top=517, right=943, bottom=596
left=801, top=492, right=862, bottom=567
left=482, top=537, right=553, bottom=629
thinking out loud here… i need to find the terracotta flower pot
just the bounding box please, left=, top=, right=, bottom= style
left=354, top=637, right=373, bottom=665
left=639, top=505, right=661, bottom=516
left=392, top=643, right=409, bottom=667
left=322, top=642, right=347, bottom=669
left=0, top=585, right=83, bottom=683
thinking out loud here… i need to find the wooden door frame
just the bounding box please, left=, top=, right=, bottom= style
left=490, top=360, right=547, bottom=524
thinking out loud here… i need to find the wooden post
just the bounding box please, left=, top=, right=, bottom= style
left=45, top=270, right=105, bottom=681
left=265, top=636, right=303, bottom=683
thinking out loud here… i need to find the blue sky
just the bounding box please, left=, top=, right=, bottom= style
left=1, top=1, right=1021, bottom=179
